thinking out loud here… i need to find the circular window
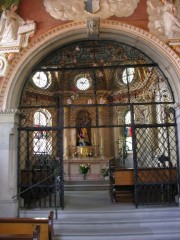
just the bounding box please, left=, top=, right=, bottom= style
left=32, top=71, right=50, bottom=89
left=75, top=74, right=92, bottom=90
left=122, top=68, right=135, bottom=84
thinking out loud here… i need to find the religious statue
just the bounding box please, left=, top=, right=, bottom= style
left=148, top=0, right=180, bottom=39
left=0, top=3, right=35, bottom=45
left=1, top=4, right=25, bottom=43
left=78, top=128, right=90, bottom=146
left=0, top=3, right=36, bottom=76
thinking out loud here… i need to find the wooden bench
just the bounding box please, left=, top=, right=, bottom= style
left=0, top=224, right=40, bottom=240
left=109, top=166, right=177, bottom=203
left=110, top=168, right=134, bottom=202
left=0, top=211, right=54, bottom=240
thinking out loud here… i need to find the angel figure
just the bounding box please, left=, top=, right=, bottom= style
left=148, top=0, right=180, bottom=38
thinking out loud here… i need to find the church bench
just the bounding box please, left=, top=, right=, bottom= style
left=109, top=168, right=134, bottom=202
left=109, top=166, right=177, bottom=202
left=0, top=211, right=54, bottom=240
left=0, top=224, right=40, bottom=240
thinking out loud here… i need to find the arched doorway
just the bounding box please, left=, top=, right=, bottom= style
left=18, top=39, right=179, bottom=209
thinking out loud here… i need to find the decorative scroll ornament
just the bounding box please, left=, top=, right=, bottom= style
left=43, top=0, right=140, bottom=20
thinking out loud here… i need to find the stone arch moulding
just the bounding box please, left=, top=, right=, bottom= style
left=1, top=20, right=180, bottom=110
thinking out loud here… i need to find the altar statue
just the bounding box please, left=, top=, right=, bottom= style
left=78, top=127, right=90, bottom=146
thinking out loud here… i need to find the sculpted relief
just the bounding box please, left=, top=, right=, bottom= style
left=43, top=0, right=140, bottom=20
left=0, top=3, right=36, bottom=48
left=147, top=0, right=180, bottom=39
left=0, top=3, right=36, bottom=76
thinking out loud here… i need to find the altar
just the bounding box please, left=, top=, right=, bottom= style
left=64, top=156, right=113, bottom=181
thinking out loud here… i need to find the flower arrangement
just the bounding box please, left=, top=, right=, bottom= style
left=79, top=163, right=90, bottom=175
left=101, top=166, right=109, bottom=177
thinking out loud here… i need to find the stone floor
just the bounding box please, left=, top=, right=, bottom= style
left=20, top=190, right=180, bottom=240
left=63, top=190, right=135, bottom=211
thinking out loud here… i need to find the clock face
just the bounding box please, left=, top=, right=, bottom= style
left=32, top=71, right=49, bottom=89
left=76, top=77, right=91, bottom=90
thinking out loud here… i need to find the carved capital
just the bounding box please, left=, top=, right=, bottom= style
left=0, top=109, right=20, bottom=114
left=0, top=109, right=21, bottom=124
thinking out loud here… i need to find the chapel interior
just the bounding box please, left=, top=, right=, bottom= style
left=0, top=0, right=180, bottom=223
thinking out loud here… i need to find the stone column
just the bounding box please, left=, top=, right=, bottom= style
left=0, top=109, right=20, bottom=217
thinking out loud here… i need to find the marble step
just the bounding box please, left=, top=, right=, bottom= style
left=20, top=206, right=180, bottom=220
left=56, top=233, right=180, bottom=240
left=54, top=209, right=180, bottom=240
left=20, top=207, right=180, bottom=240
left=64, top=180, right=109, bottom=191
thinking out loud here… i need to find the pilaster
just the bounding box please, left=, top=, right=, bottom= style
left=0, top=109, right=20, bottom=217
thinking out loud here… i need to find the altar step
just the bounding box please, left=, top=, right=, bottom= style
left=20, top=205, right=180, bottom=240
left=54, top=207, right=180, bottom=240
left=19, top=191, right=180, bottom=240
left=64, top=180, right=109, bottom=191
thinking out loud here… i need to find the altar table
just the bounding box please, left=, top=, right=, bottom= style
left=64, top=157, right=113, bottom=181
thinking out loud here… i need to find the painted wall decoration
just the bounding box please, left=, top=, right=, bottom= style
left=43, top=0, right=140, bottom=20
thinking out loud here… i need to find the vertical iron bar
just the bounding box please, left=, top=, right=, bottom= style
left=59, top=70, right=65, bottom=210
left=131, top=104, right=138, bottom=207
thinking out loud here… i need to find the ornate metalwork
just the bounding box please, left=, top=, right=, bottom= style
left=18, top=40, right=178, bottom=208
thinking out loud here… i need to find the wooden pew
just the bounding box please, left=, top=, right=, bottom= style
left=0, top=211, right=54, bottom=240
left=0, top=224, right=40, bottom=240
left=109, top=166, right=177, bottom=203
left=110, top=168, right=134, bottom=202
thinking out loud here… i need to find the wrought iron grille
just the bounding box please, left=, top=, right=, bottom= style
left=18, top=128, right=64, bottom=208
left=134, top=125, right=178, bottom=205
left=18, top=40, right=179, bottom=208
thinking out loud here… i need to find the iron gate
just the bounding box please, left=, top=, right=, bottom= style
left=134, top=125, right=178, bottom=206
left=18, top=40, right=179, bottom=209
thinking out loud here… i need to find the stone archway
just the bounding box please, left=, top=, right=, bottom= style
left=0, top=20, right=180, bottom=216
left=1, top=20, right=180, bottom=110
